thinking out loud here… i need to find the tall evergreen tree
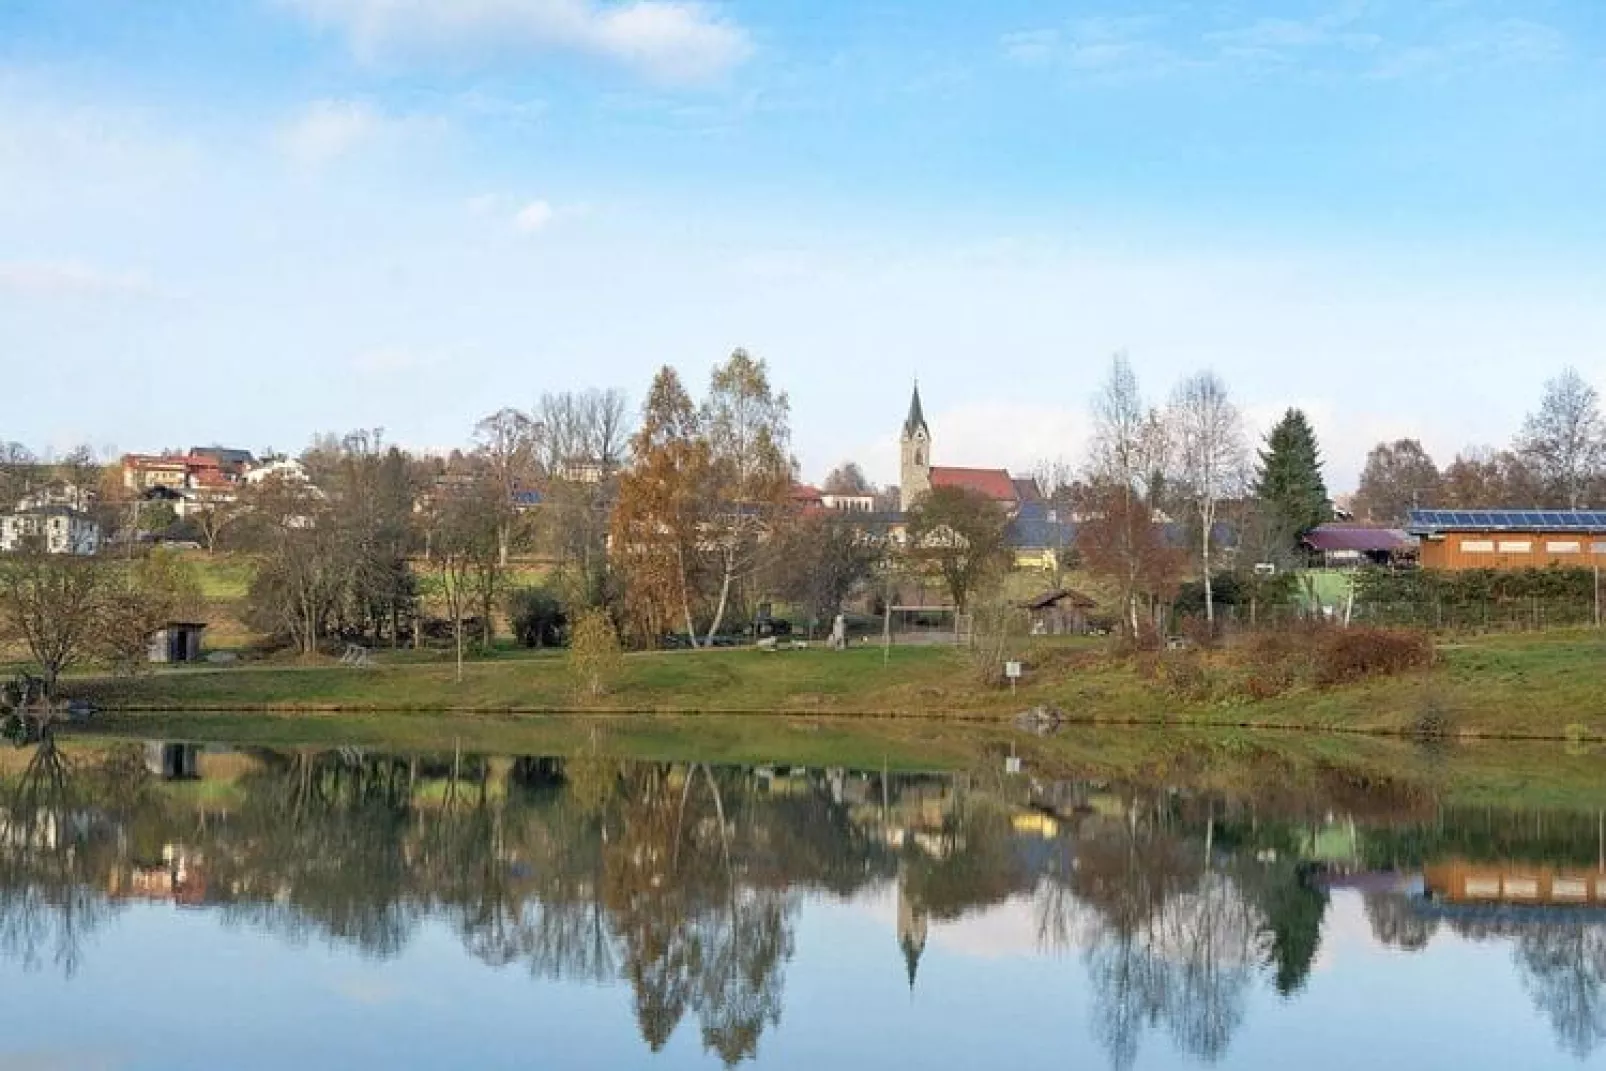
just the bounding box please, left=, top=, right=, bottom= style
left=1252, top=409, right=1331, bottom=548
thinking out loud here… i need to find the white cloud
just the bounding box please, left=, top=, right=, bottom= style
left=513, top=199, right=555, bottom=233
left=0, top=260, right=157, bottom=298
left=274, top=99, right=436, bottom=168
left=282, top=0, right=752, bottom=84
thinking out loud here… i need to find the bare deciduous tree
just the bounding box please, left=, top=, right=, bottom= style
left=821, top=462, right=871, bottom=496
left=1352, top=439, right=1441, bottom=523
left=473, top=408, right=537, bottom=566
left=1169, top=371, right=1247, bottom=627
left=0, top=546, right=107, bottom=695
left=1085, top=354, right=1172, bottom=634
left=1518, top=367, right=1605, bottom=509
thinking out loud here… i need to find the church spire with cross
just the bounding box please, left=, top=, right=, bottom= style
left=899, top=381, right=932, bottom=512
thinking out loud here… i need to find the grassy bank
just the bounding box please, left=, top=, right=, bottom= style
left=71, top=628, right=1606, bottom=740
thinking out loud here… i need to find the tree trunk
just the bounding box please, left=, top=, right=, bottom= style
left=454, top=609, right=464, bottom=684
left=674, top=545, right=699, bottom=649
left=705, top=553, right=735, bottom=646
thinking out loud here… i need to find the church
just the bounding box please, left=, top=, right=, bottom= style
left=899, top=384, right=1041, bottom=514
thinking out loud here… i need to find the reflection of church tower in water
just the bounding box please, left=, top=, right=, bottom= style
left=897, top=865, right=929, bottom=990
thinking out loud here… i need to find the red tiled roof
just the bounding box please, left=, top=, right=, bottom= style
left=930, top=466, right=1018, bottom=503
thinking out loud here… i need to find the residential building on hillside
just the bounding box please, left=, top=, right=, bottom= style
left=189, top=446, right=257, bottom=478
left=13, top=480, right=95, bottom=512
left=242, top=457, right=310, bottom=485
left=1407, top=509, right=1606, bottom=571
left=0, top=506, right=101, bottom=555
left=122, top=453, right=233, bottom=493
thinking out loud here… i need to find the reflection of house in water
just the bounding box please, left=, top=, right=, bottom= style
left=145, top=743, right=201, bottom=780
left=107, top=844, right=208, bottom=906
left=1422, top=861, right=1606, bottom=913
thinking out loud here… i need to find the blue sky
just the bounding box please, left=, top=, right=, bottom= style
left=4, top=0, right=1605, bottom=489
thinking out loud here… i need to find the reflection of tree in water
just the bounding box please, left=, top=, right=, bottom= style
left=217, top=749, right=421, bottom=956
left=12, top=744, right=1606, bottom=1067
left=600, top=764, right=799, bottom=1066
left=1364, top=892, right=1439, bottom=952
left=0, top=734, right=117, bottom=976
left=1516, top=925, right=1606, bottom=1060
left=1063, top=796, right=1305, bottom=1070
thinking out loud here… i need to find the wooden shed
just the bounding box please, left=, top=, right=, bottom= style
left=148, top=622, right=207, bottom=664
left=1023, top=588, right=1097, bottom=636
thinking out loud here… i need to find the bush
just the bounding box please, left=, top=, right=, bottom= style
left=1226, top=621, right=1433, bottom=698
left=1161, top=653, right=1212, bottom=701
left=1312, top=627, right=1435, bottom=687
left=569, top=609, right=623, bottom=702
left=508, top=586, right=566, bottom=649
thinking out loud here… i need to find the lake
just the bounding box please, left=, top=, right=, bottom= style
left=3, top=733, right=1606, bottom=1069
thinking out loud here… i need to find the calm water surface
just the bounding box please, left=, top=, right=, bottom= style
left=5, top=738, right=1606, bottom=1069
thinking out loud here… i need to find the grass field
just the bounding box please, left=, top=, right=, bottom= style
left=69, top=627, right=1606, bottom=741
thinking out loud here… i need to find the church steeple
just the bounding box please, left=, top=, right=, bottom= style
left=899, top=382, right=932, bottom=512
left=903, top=382, right=929, bottom=440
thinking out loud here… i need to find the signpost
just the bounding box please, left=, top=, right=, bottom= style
left=1005, top=660, right=1022, bottom=695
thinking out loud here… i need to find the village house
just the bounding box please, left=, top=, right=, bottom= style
left=0, top=505, right=102, bottom=555
left=1407, top=509, right=1606, bottom=571
left=13, top=480, right=95, bottom=513
left=189, top=446, right=256, bottom=479
left=242, top=456, right=311, bottom=486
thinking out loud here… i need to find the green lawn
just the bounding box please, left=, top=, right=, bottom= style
left=68, top=628, right=1606, bottom=741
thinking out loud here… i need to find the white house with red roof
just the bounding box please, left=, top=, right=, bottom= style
left=898, top=385, right=1039, bottom=514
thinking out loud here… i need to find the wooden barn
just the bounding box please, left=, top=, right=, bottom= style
left=1407, top=509, right=1606, bottom=571
left=1023, top=588, right=1098, bottom=636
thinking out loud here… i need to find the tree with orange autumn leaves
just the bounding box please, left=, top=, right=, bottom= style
left=611, top=352, right=795, bottom=647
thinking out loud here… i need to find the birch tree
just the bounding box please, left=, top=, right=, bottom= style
left=699, top=350, right=793, bottom=644
left=1085, top=354, right=1172, bottom=635
left=1169, top=371, right=1247, bottom=627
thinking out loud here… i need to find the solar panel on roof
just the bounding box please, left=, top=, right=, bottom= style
left=1541, top=511, right=1564, bottom=527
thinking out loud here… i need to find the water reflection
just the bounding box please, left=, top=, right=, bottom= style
left=1, top=737, right=1605, bottom=1066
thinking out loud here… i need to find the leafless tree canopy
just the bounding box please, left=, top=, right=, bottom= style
left=1518, top=366, right=1606, bottom=509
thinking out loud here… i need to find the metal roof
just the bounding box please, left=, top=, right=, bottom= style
left=1407, top=508, right=1606, bottom=534
left=1303, top=524, right=1412, bottom=553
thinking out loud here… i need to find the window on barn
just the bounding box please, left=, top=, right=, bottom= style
left=1462, top=540, right=1495, bottom=554
left=1497, top=541, right=1532, bottom=554
left=1547, top=541, right=1582, bottom=554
